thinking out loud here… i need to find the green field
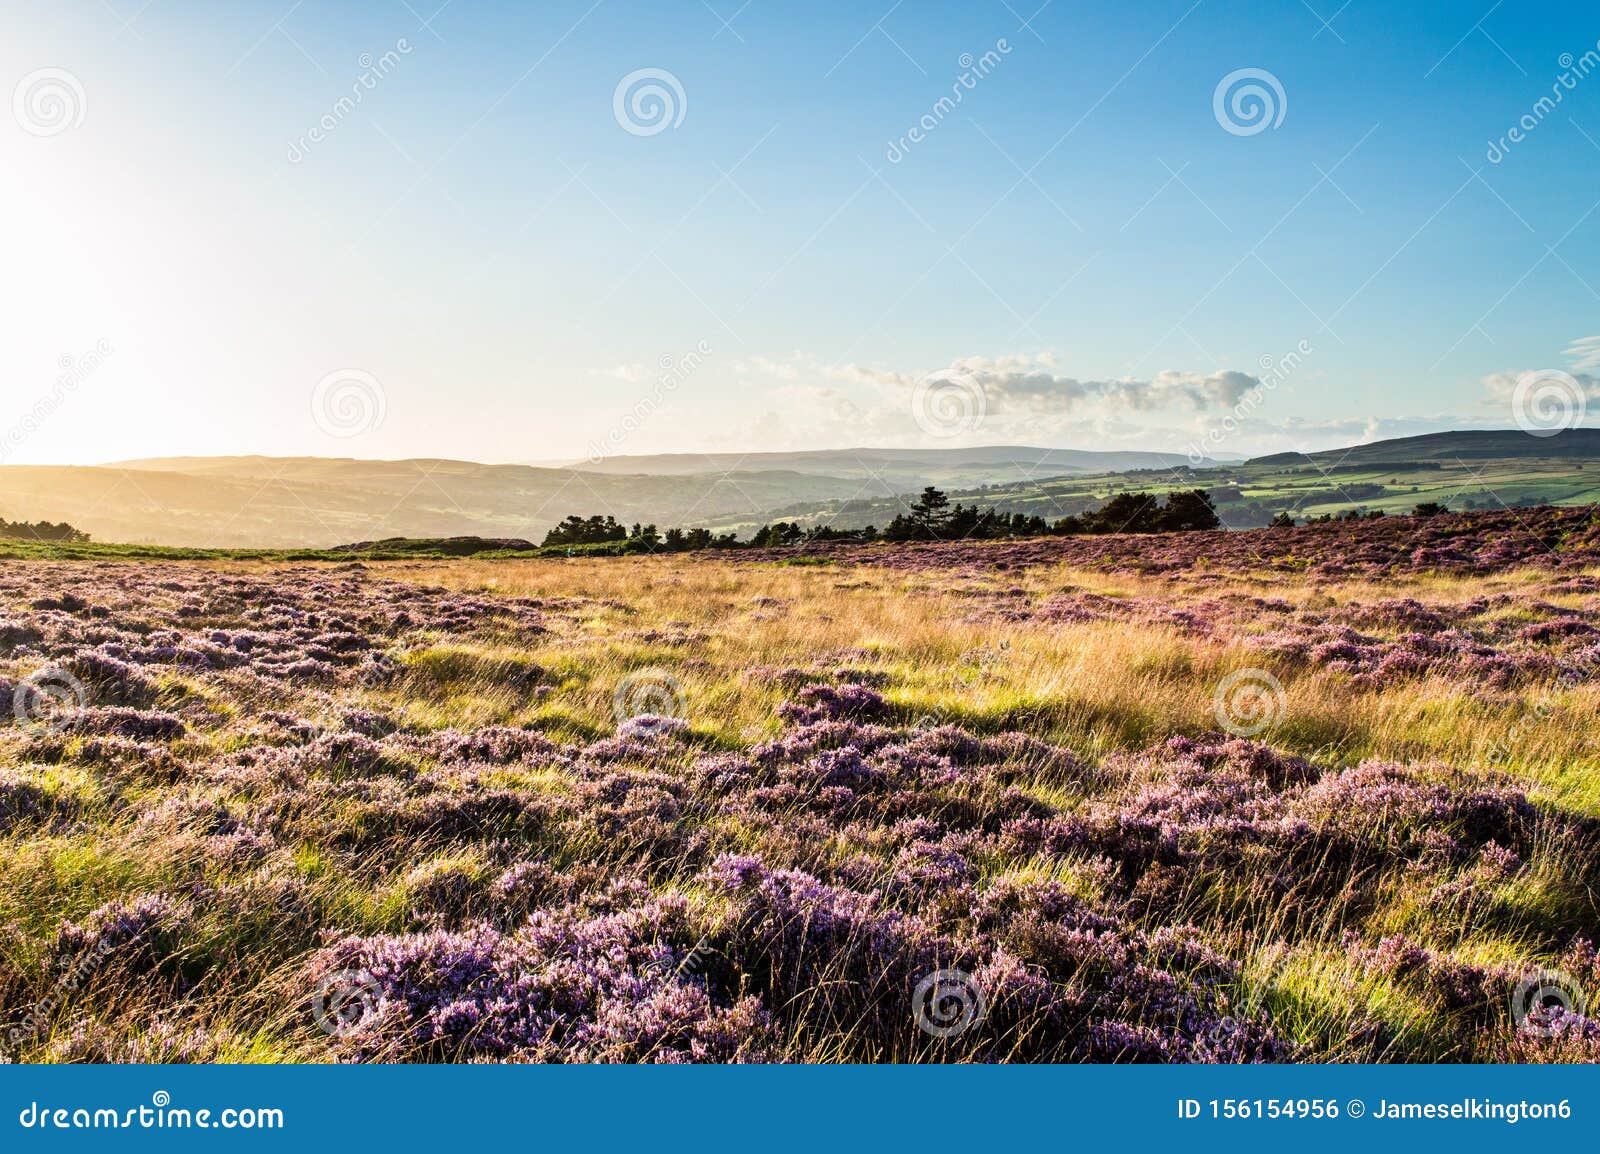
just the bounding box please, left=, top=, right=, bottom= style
left=693, top=455, right=1600, bottom=535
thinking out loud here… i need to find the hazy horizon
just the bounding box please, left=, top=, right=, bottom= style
left=14, top=422, right=1544, bottom=471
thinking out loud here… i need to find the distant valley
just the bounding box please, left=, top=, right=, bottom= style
left=0, top=431, right=1596, bottom=547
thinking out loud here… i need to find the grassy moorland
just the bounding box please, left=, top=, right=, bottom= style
left=0, top=507, right=1598, bottom=1063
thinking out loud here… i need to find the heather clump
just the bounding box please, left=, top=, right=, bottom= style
left=0, top=767, right=77, bottom=833
left=69, top=707, right=186, bottom=741
left=1297, top=761, right=1536, bottom=857
left=1345, top=932, right=1509, bottom=1017
left=777, top=683, right=891, bottom=725
left=41, top=1017, right=235, bottom=1064
left=66, top=650, right=160, bottom=706
left=307, top=896, right=780, bottom=1062
left=52, top=894, right=193, bottom=989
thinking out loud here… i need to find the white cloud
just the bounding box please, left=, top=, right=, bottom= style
left=589, top=364, right=647, bottom=383
left=739, top=352, right=1272, bottom=419
left=714, top=353, right=1565, bottom=460
left=730, top=355, right=801, bottom=380
left=1481, top=369, right=1600, bottom=402
left=1565, top=337, right=1600, bottom=372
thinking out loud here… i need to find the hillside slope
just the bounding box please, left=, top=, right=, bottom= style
left=1247, top=428, right=1600, bottom=466
left=0, top=460, right=873, bottom=548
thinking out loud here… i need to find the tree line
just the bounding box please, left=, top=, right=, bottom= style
left=540, top=486, right=1222, bottom=552
left=0, top=517, right=90, bottom=543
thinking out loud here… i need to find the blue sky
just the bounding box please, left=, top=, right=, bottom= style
left=4, top=0, right=1599, bottom=463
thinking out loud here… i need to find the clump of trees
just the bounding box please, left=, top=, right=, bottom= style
left=1305, top=508, right=1387, bottom=524
left=0, top=518, right=89, bottom=543
left=1270, top=502, right=1452, bottom=528
left=541, top=515, right=638, bottom=547
left=543, top=486, right=1221, bottom=554
left=880, top=486, right=1218, bottom=540
left=741, top=523, right=875, bottom=548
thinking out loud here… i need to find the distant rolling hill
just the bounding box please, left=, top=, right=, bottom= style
left=687, top=429, right=1600, bottom=535
left=1248, top=428, right=1600, bottom=466
left=565, top=446, right=1230, bottom=486
left=0, top=448, right=1221, bottom=548
left=0, top=458, right=879, bottom=548
left=7, top=431, right=1597, bottom=547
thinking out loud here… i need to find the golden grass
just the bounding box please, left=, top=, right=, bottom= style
left=311, top=553, right=1600, bottom=816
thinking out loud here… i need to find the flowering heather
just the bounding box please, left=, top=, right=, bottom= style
left=69, top=707, right=187, bottom=741
left=52, top=894, right=193, bottom=985
left=0, top=543, right=1595, bottom=1065
left=776, top=683, right=892, bottom=725
left=307, top=900, right=780, bottom=1062
left=734, top=505, right=1600, bottom=578
left=0, top=768, right=67, bottom=833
